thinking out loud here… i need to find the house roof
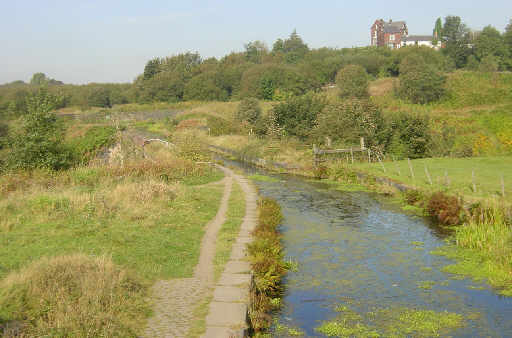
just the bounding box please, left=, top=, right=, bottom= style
left=383, top=21, right=406, bottom=34
left=403, top=35, right=433, bottom=42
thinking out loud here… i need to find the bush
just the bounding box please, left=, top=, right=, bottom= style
left=6, top=88, right=73, bottom=170
left=236, top=97, right=262, bottom=125
left=404, top=189, right=423, bottom=205
left=315, top=99, right=386, bottom=148
left=0, top=254, right=148, bottom=337
left=426, top=192, right=462, bottom=225
left=335, top=64, right=369, bottom=98
left=272, top=93, right=326, bottom=140
left=387, top=112, right=430, bottom=159
left=397, top=55, right=446, bottom=104
left=68, top=126, right=117, bottom=164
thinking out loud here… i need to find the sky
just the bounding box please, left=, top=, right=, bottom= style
left=1, top=1, right=511, bottom=84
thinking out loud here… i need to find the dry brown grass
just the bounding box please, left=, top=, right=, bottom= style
left=0, top=254, right=148, bottom=337
left=369, top=77, right=397, bottom=97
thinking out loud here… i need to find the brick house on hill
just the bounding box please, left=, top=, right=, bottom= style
left=371, top=19, right=408, bottom=49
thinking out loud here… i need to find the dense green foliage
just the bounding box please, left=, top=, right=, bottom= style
left=6, top=89, right=72, bottom=170
left=397, top=55, right=446, bottom=104
left=273, top=93, right=326, bottom=140
left=387, top=113, right=430, bottom=159
left=316, top=99, right=385, bottom=149
left=235, top=97, right=262, bottom=125
left=335, top=65, right=369, bottom=99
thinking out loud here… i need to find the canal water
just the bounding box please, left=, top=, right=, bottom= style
left=226, top=161, right=512, bottom=337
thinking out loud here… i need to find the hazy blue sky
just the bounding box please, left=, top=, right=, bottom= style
left=1, top=1, right=511, bottom=84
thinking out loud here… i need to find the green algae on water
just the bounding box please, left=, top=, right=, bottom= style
left=248, top=174, right=281, bottom=182
left=316, top=305, right=465, bottom=338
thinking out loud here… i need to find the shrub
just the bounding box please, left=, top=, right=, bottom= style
left=404, top=189, right=423, bottom=205
left=315, top=99, right=386, bottom=148
left=0, top=254, right=148, bottom=337
left=387, top=112, right=430, bottom=159
left=272, top=93, right=326, bottom=140
left=397, top=55, right=446, bottom=104
left=6, top=88, right=73, bottom=170
left=236, top=97, right=262, bottom=125
left=335, top=64, right=369, bottom=99
left=426, top=192, right=462, bottom=225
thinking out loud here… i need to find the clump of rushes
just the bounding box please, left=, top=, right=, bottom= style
left=0, top=254, right=149, bottom=337
left=248, top=198, right=287, bottom=332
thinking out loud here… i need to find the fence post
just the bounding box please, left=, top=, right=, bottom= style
left=313, top=144, right=318, bottom=167
left=424, top=164, right=433, bottom=185
left=407, top=158, right=415, bottom=180
left=501, top=174, right=505, bottom=198
left=472, top=170, right=477, bottom=193
left=367, top=149, right=371, bottom=163
left=350, top=147, right=354, bottom=164
left=360, top=137, right=365, bottom=150
left=377, top=153, right=386, bottom=173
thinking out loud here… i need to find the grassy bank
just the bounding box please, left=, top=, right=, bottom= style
left=0, top=136, right=226, bottom=336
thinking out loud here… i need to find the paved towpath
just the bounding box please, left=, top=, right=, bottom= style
left=145, top=166, right=257, bottom=338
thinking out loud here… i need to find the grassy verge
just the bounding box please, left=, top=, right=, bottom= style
left=0, top=157, right=225, bottom=336
left=248, top=198, right=287, bottom=333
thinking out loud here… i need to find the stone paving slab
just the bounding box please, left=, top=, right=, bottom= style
left=230, top=244, right=248, bottom=260
left=213, top=285, right=249, bottom=303
left=224, top=260, right=251, bottom=274
left=217, top=273, right=252, bottom=286
left=205, top=302, right=248, bottom=327
left=203, top=327, right=244, bottom=338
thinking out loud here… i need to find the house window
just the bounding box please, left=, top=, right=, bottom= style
left=389, top=35, right=395, bottom=41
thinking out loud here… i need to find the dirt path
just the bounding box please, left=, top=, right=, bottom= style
left=144, top=166, right=233, bottom=337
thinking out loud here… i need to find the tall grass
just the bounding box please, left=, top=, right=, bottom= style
left=0, top=254, right=149, bottom=337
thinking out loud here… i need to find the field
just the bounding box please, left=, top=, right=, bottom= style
left=352, top=156, right=512, bottom=203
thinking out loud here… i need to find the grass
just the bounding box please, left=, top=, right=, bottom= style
left=0, top=165, right=224, bottom=281
left=352, top=156, right=512, bottom=203
left=432, top=208, right=512, bottom=296
left=0, top=254, right=149, bottom=337
left=0, top=132, right=226, bottom=337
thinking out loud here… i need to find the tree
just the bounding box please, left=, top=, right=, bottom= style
left=7, top=88, right=71, bottom=170
left=272, top=93, right=326, bottom=140
left=143, top=58, right=161, bottom=80
left=276, top=30, right=309, bottom=63
left=315, top=99, right=386, bottom=149
left=335, top=65, right=369, bottom=99
left=183, top=72, right=228, bottom=101
left=387, top=112, right=430, bottom=159
left=433, top=18, right=443, bottom=46
left=505, top=19, right=512, bottom=53
left=236, top=97, right=262, bottom=125
left=441, top=16, right=471, bottom=68
left=397, top=54, right=446, bottom=104
left=87, top=87, right=111, bottom=108
left=244, top=41, right=268, bottom=63
left=30, top=73, right=49, bottom=85
left=473, top=25, right=509, bottom=69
